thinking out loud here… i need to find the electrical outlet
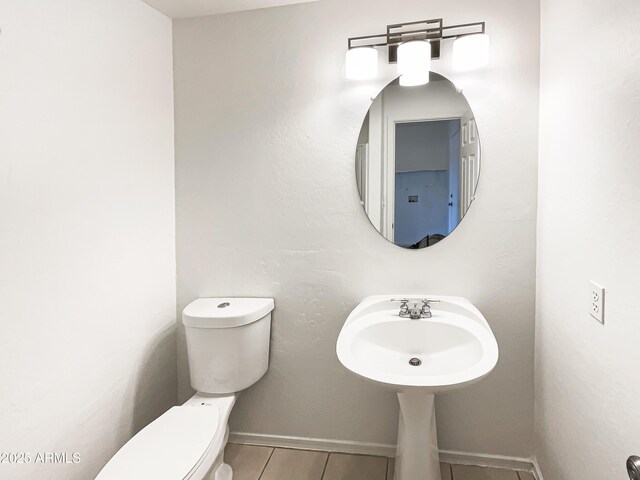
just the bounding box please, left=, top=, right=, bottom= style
left=589, top=281, right=605, bottom=324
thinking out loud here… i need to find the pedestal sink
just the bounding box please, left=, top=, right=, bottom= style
left=336, top=295, right=499, bottom=480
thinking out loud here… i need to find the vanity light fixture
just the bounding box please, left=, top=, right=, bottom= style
left=452, top=33, right=491, bottom=71
left=345, top=46, right=378, bottom=80
left=346, top=18, right=489, bottom=86
left=397, top=40, right=431, bottom=86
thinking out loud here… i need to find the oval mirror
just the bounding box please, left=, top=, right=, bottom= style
left=355, top=73, right=480, bottom=249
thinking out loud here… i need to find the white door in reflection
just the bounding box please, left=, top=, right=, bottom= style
left=460, top=113, right=480, bottom=219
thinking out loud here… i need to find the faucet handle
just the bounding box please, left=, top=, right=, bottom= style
left=421, top=298, right=440, bottom=306
left=420, top=298, right=439, bottom=317
left=391, top=299, right=410, bottom=317
left=391, top=298, right=410, bottom=308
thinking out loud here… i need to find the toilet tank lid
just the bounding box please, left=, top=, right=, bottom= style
left=182, top=298, right=274, bottom=328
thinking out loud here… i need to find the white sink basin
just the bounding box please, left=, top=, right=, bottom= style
left=337, top=295, right=498, bottom=391
left=336, top=295, right=499, bottom=480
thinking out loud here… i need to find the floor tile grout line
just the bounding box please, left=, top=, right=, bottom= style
left=385, top=457, right=389, bottom=480
left=449, top=462, right=454, bottom=480
left=256, top=447, right=276, bottom=480
left=319, top=452, right=331, bottom=480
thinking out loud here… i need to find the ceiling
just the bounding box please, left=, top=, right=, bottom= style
left=142, top=0, right=320, bottom=19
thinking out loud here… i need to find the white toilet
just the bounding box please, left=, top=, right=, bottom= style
left=96, top=297, right=274, bottom=480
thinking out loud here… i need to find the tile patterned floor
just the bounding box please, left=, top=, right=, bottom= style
left=224, top=443, right=536, bottom=480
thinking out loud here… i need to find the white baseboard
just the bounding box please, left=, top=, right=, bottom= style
left=229, top=431, right=539, bottom=476
left=439, top=449, right=535, bottom=474
left=229, top=431, right=396, bottom=457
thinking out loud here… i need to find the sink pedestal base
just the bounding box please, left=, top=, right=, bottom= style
left=394, top=392, right=440, bottom=480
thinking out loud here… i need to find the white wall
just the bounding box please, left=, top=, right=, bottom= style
left=395, top=121, right=454, bottom=172
left=535, top=0, right=640, bottom=478
left=0, top=1, right=176, bottom=479
left=174, top=0, right=539, bottom=457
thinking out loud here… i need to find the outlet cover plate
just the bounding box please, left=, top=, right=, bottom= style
left=589, top=281, right=605, bottom=324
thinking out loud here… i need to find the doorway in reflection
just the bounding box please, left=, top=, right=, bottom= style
left=394, top=120, right=460, bottom=248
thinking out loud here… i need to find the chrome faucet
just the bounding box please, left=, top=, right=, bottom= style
left=392, top=298, right=439, bottom=319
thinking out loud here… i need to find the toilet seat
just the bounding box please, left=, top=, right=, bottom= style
left=96, top=406, right=223, bottom=480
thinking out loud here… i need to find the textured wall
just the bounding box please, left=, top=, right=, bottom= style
left=174, top=0, right=539, bottom=457
left=0, top=1, right=176, bottom=478
left=535, top=0, right=640, bottom=478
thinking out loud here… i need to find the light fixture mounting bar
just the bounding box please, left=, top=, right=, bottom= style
left=347, top=18, right=486, bottom=63
left=387, top=19, right=443, bottom=45
left=441, top=21, right=486, bottom=40
left=348, top=33, right=388, bottom=49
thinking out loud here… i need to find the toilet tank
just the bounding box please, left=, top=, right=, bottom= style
left=182, top=298, right=274, bottom=395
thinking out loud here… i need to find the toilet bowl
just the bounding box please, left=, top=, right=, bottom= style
left=96, top=297, right=274, bottom=480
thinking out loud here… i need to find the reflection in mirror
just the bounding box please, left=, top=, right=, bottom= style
left=355, top=73, right=480, bottom=249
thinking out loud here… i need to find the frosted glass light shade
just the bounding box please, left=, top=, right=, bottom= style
left=397, top=40, right=431, bottom=86
left=399, top=71, right=430, bottom=87
left=346, top=47, right=378, bottom=80
left=453, top=34, right=490, bottom=71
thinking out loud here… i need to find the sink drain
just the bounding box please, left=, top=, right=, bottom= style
left=409, top=357, right=422, bottom=366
